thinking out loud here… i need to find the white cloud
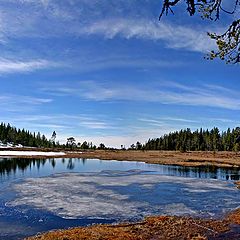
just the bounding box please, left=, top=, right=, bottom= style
left=79, top=18, right=216, bottom=53
left=206, top=118, right=237, bottom=123
left=0, top=1, right=216, bottom=53
left=68, top=56, right=183, bottom=72
left=0, top=95, right=52, bottom=105
left=0, top=112, right=175, bottom=147
left=0, top=58, right=59, bottom=74
left=0, top=95, right=52, bottom=113
left=0, top=58, right=60, bottom=74
left=41, top=80, right=240, bottom=110
left=20, top=96, right=52, bottom=104
left=139, top=117, right=198, bottom=124
left=31, top=123, right=73, bottom=129
left=80, top=121, right=115, bottom=129
left=70, top=135, right=147, bottom=148
left=160, top=117, right=199, bottom=123
left=138, top=118, right=165, bottom=125
left=58, top=126, right=180, bottom=148
left=0, top=113, right=121, bottom=139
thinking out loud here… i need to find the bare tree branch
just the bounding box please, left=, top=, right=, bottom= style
left=159, top=0, right=240, bottom=64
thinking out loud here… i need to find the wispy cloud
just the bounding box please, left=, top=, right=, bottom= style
left=30, top=123, right=72, bottom=129
left=0, top=95, right=52, bottom=105
left=79, top=19, right=216, bottom=53
left=41, top=80, right=240, bottom=110
left=8, top=113, right=183, bottom=146
left=0, top=1, right=216, bottom=53
left=2, top=113, right=120, bottom=134
left=67, top=56, right=183, bottom=72
left=0, top=95, right=52, bottom=112
left=139, top=117, right=198, bottom=125
left=80, top=121, right=115, bottom=129
left=203, top=118, right=238, bottom=124
left=160, top=117, right=199, bottom=123
left=138, top=118, right=164, bottom=125
left=0, top=58, right=59, bottom=74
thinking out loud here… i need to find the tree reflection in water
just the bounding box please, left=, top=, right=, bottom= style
left=0, top=157, right=239, bottom=180
left=0, top=158, right=82, bottom=176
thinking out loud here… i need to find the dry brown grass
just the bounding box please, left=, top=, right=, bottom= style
left=235, top=181, right=240, bottom=189
left=2, top=149, right=240, bottom=168
left=228, top=208, right=240, bottom=225
left=26, top=216, right=231, bottom=240
left=67, top=150, right=240, bottom=168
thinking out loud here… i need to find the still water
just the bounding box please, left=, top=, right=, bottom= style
left=0, top=157, right=239, bottom=239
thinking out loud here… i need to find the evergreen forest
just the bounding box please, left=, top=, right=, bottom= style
left=1, top=122, right=240, bottom=152
left=0, top=122, right=53, bottom=148
left=142, top=127, right=240, bottom=152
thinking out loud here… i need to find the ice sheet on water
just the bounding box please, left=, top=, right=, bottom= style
left=7, top=170, right=240, bottom=220
left=97, top=169, right=153, bottom=176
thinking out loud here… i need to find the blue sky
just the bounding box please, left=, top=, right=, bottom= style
left=0, top=0, right=239, bottom=147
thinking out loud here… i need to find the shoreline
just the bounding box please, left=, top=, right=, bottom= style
left=1, top=149, right=239, bottom=239
left=73, top=150, right=240, bottom=168
left=1, top=149, right=240, bottom=168
left=25, top=209, right=240, bottom=240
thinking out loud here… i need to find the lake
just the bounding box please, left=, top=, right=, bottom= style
left=0, top=157, right=240, bottom=239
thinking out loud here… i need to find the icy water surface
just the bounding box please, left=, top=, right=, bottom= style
left=0, top=157, right=240, bottom=239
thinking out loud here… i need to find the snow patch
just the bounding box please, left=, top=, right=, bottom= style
left=0, top=141, right=23, bottom=148
left=0, top=151, right=65, bottom=156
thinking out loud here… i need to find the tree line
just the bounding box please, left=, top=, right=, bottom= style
left=2, top=122, right=240, bottom=152
left=0, top=122, right=54, bottom=148
left=138, top=127, right=240, bottom=152
left=65, top=137, right=107, bottom=150
left=0, top=122, right=107, bottom=150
